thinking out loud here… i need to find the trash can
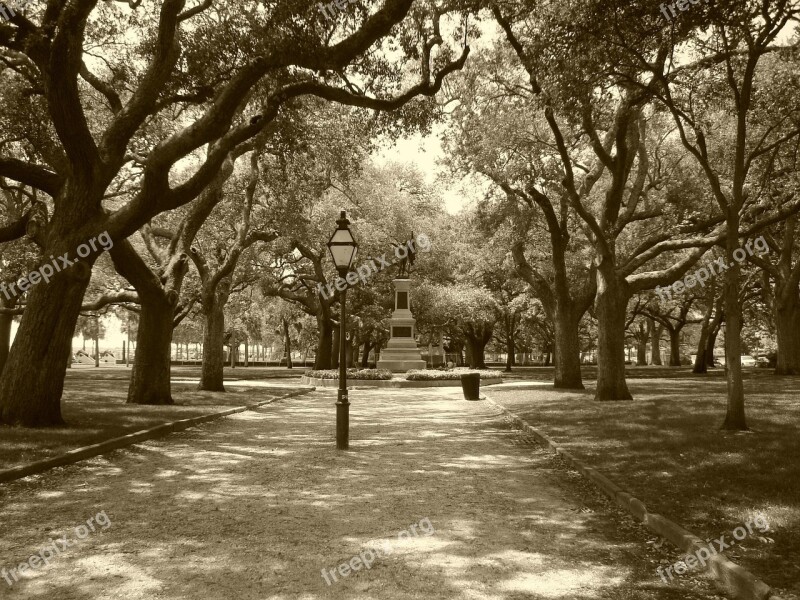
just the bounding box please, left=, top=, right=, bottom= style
left=460, top=373, right=481, bottom=400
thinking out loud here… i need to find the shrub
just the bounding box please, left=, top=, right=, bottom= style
left=405, top=369, right=504, bottom=381
left=306, top=369, right=393, bottom=380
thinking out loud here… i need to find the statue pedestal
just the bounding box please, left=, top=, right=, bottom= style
left=377, top=279, right=426, bottom=372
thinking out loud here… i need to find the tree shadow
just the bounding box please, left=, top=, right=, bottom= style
left=0, top=389, right=724, bottom=599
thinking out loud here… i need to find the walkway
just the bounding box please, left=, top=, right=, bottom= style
left=0, top=388, right=722, bottom=599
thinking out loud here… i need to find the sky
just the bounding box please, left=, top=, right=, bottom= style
left=374, top=128, right=480, bottom=216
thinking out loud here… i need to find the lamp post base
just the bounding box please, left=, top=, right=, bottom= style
left=336, top=390, right=350, bottom=450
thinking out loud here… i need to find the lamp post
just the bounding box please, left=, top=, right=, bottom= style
left=326, top=210, right=358, bottom=450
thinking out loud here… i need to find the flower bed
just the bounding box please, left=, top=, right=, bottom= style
left=305, top=369, right=394, bottom=381
left=405, top=369, right=504, bottom=381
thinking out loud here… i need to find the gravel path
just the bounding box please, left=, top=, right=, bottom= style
left=0, top=388, right=724, bottom=599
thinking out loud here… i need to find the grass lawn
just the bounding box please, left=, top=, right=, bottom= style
left=65, top=364, right=308, bottom=380
left=488, top=369, right=800, bottom=598
left=0, top=366, right=309, bottom=472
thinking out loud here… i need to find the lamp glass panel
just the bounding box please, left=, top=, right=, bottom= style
left=329, top=245, right=356, bottom=268
left=329, top=229, right=355, bottom=244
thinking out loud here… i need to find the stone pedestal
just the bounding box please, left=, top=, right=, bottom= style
left=377, top=279, right=426, bottom=372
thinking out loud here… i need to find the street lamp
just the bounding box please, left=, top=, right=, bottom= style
left=327, top=210, right=358, bottom=450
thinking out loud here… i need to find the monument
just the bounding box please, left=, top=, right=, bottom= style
left=377, top=278, right=426, bottom=372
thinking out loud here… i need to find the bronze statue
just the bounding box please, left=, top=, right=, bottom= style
left=394, top=232, right=417, bottom=278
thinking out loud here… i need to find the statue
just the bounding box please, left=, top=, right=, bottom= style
left=393, top=232, right=417, bottom=278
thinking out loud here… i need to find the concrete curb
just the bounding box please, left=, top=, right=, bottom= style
left=484, top=395, right=781, bottom=600
left=0, top=388, right=315, bottom=485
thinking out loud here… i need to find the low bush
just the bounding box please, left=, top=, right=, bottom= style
left=305, top=369, right=393, bottom=380
left=405, top=369, right=504, bottom=381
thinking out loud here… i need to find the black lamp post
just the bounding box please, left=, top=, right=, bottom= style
left=326, top=210, right=358, bottom=450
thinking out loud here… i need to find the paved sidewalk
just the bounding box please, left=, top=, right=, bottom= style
left=0, top=389, right=723, bottom=599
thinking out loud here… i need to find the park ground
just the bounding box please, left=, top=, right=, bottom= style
left=0, top=366, right=306, bottom=470
left=1, top=384, right=728, bottom=600
left=0, top=367, right=796, bottom=599
left=489, top=368, right=800, bottom=598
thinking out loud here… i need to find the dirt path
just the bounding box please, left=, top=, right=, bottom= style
left=0, top=388, right=724, bottom=599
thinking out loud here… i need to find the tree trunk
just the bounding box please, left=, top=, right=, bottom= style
left=721, top=226, right=747, bottom=430
left=0, top=263, right=92, bottom=426
left=594, top=266, right=633, bottom=401
left=511, top=220, right=593, bottom=389
left=505, top=332, right=513, bottom=372
left=346, top=335, right=355, bottom=367
left=552, top=302, right=584, bottom=388
left=283, top=318, right=293, bottom=369
left=774, top=291, right=800, bottom=375
left=465, top=332, right=490, bottom=369
left=699, top=296, right=724, bottom=371
left=636, top=335, right=647, bottom=366
left=127, top=292, right=174, bottom=404
left=707, top=320, right=721, bottom=367
left=693, top=302, right=714, bottom=374
left=331, top=326, right=340, bottom=369
left=314, top=316, right=334, bottom=369
left=0, top=296, right=16, bottom=375
left=111, top=242, right=178, bottom=405
left=649, top=319, right=663, bottom=366
left=361, top=341, right=372, bottom=368
left=200, top=301, right=226, bottom=391
left=694, top=347, right=708, bottom=374
left=668, top=329, right=681, bottom=367
left=94, top=331, right=99, bottom=367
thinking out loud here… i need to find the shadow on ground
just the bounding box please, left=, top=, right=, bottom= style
left=0, top=389, right=725, bottom=599
left=0, top=375, right=309, bottom=471
left=489, top=376, right=800, bottom=597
